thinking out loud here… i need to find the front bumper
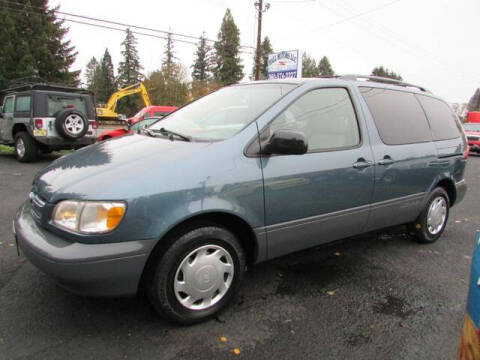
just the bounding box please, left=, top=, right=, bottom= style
left=14, top=201, right=157, bottom=297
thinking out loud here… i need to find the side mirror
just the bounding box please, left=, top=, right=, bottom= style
left=263, top=129, right=308, bottom=155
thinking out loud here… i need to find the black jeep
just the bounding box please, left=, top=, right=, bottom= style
left=0, top=81, right=98, bottom=162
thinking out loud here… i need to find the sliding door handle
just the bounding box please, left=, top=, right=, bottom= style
left=353, top=159, right=373, bottom=169
left=378, top=156, right=395, bottom=166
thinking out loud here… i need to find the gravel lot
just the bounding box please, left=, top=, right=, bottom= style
left=0, top=151, right=478, bottom=360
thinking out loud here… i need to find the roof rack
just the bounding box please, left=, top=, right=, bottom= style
left=337, top=74, right=430, bottom=93
left=1, top=78, right=93, bottom=96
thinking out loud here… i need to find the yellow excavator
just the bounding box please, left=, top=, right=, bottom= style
left=96, top=82, right=152, bottom=121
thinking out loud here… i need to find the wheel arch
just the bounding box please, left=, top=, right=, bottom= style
left=138, top=211, right=261, bottom=292
left=435, top=178, right=456, bottom=206
left=12, top=123, right=28, bottom=139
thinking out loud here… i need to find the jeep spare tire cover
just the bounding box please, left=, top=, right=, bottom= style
left=55, top=110, right=88, bottom=140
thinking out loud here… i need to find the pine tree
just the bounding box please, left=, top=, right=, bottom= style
left=318, top=56, right=334, bottom=77
left=371, top=66, right=403, bottom=80
left=302, top=53, right=319, bottom=78
left=117, top=28, right=143, bottom=87
left=191, top=32, right=211, bottom=82
left=0, top=0, right=78, bottom=88
left=96, top=49, right=116, bottom=103
left=85, top=57, right=98, bottom=88
left=260, top=36, right=273, bottom=79
left=162, top=33, right=177, bottom=79
left=213, top=9, right=244, bottom=85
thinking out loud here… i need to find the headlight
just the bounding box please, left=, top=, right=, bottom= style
left=52, top=200, right=126, bottom=234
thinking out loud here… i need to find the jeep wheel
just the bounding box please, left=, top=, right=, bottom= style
left=55, top=110, right=88, bottom=140
left=15, top=132, right=38, bottom=162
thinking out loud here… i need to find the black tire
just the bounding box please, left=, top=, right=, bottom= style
left=14, top=131, right=37, bottom=162
left=55, top=110, right=88, bottom=140
left=146, top=223, right=245, bottom=325
left=409, top=187, right=450, bottom=244
left=39, top=148, right=53, bottom=154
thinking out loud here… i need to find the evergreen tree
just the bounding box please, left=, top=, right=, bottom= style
left=191, top=32, right=212, bottom=82
left=162, top=33, right=177, bottom=79
left=302, top=53, right=319, bottom=78
left=116, top=28, right=144, bottom=116
left=371, top=66, right=403, bottom=80
left=0, top=0, right=78, bottom=88
left=117, top=28, right=143, bottom=87
left=96, top=49, right=116, bottom=103
left=260, top=36, right=273, bottom=79
left=213, top=9, right=244, bottom=85
left=85, top=57, right=98, bottom=88
left=318, top=56, right=334, bottom=77
left=468, top=88, right=480, bottom=112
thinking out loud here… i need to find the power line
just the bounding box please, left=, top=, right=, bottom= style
left=317, top=0, right=478, bottom=83
left=297, top=0, right=403, bottom=36
left=0, top=0, right=255, bottom=50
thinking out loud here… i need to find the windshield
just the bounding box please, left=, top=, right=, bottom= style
left=149, top=84, right=295, bottom=141
left=131, top=117, right=162, bottom=131
left=464, top=123, right=480, bottom=131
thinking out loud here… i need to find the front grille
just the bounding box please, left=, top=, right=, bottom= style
left=468, top=135, right=480, bottom=141
left=29, top=192, right=46, bottom=208
left=29, top=191, right=48, bottom=223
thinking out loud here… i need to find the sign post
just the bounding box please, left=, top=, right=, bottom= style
left=267, top=50, right=302, bottom=79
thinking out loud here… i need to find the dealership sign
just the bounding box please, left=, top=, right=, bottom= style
left=267, top=50, right=302, bottom=79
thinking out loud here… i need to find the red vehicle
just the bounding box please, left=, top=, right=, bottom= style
left=465, top=112, right=480, bottom=154
left=465, top=122, right=480, bottom=153
left=97, top=106, right=177, bottom=141
left=130, top=105, right=178, bottom=123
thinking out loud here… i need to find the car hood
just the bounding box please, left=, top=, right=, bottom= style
left=33, top=133, right=212, bottom=202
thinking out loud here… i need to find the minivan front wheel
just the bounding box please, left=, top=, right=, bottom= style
left=147, top=224, right=245, bottom=325
left=409, top=187, right=450, bottom=243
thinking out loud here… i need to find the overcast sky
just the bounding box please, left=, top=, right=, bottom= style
left=51, top=0, right=479, bottom=103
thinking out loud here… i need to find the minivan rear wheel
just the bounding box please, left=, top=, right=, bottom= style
left=409, top=187, right=450, bottom=243
left=14, top=132, right=37, bottom=162
left=146, top=224, right=245, bottom=325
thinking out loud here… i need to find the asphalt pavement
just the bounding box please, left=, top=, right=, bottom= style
left=0, top=150, right=479, bottom=360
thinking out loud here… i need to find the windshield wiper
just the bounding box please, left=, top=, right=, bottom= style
left=148, top=127, right=191, bottom=142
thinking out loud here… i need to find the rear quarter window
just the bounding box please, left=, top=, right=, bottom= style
left=15, top=96, right=31, bottom=112
left=416, top=95, right=460, bottom=141
left=359, top=87, right=432, bottom=145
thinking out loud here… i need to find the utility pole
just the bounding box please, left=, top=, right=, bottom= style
left=254, top=0, right=270, bottom=80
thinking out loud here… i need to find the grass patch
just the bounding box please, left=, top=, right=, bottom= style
left=0, top=144, right=14, bottom=154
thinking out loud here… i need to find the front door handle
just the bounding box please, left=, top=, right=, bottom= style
left=353, top=158, right=373, bottom=169
left=378, top=156, right=394, bottom=166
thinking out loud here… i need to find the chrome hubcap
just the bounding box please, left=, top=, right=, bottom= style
left=16, top=138, right=25, bottom=158
left=174, top=245, right=234, bottom=310
left=64, top=114, right=84, bottom=135
left=427, top=196, right=447, bottom=235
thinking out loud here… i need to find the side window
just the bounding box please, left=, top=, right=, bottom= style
left=15, top=96, right=31, bottom=113
left=269, top=88, right=360, bottom=152
left=416, top=95, right=460, bottom=141
left=3, top=97, right=14, bottom=113
left=360, top=87, right=432, bottom=145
